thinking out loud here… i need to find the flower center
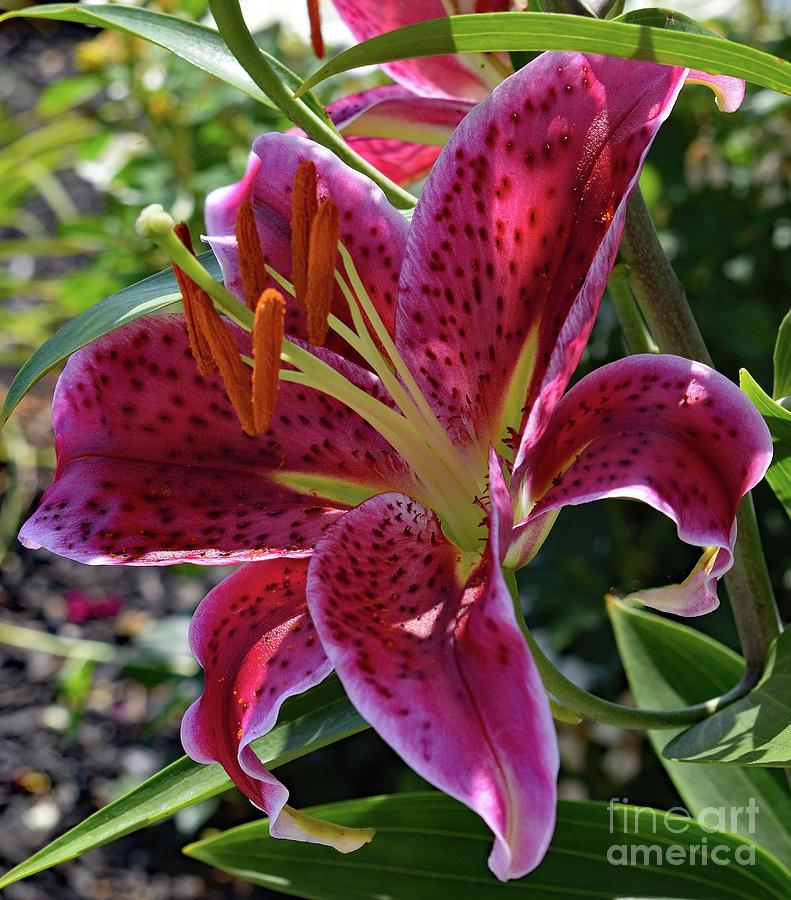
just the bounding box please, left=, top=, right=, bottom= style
left=137, top=179, right=488, bottom=551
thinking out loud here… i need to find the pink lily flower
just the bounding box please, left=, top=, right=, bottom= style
left=20, top=53, right=770, bottom=880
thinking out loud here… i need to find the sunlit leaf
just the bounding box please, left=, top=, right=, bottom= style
left=665, top=629, right=791, bottom=766
left=772, top=309, right=791, bottom=400
left=740, top=369, right=791, bottom=519
left=298, top=11, right=791, bottom=97
left=0, top=3, right=326, bottom=121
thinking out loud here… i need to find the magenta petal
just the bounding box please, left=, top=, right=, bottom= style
left=332, top=0, right=511, bottom=102
left=308, top=493, right=558, bottom=880
left=205, top=132, right=408, bottom=338
left=514, top=355, right=772, bottom=615
left=181, top=557, right=344, bottom=844
left=396, top=53, right=696, bottom=457
left=488, top=445, right=513, bottom=562
left=325, top=85, right=474, bottom=187
left=19, top=317, right=415, bottom=565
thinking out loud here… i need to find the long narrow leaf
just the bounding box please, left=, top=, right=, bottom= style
left=185, top=793, right=791, bottom=898
left=298, top=11, right=791, bottom=97
left=0, top=3, right=326, bottom=119
left=0, top=254, right=223, bottom=427
left=740, top=370, right=791, bottom=519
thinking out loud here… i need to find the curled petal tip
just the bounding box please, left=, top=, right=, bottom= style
left=277, top=806, right=375, bottom=853
left=626, top=546, right=723, bottom=618
left=686, top=70, right=746, bottom=113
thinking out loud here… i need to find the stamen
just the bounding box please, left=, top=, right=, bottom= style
left=235, top=200, right=267, bottom=311
left=306, top=0, right=324, bottom=59
left=291, top=160, right=318, bottom=309
left=198, top=302, right=256, bottom=436
left=172, top=222, right=216, bottom=377
left=253, top=289, right=286, bottom=433
left=305, top=198, right=339, bottom=347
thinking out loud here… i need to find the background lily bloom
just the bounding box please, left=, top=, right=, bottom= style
left=326, top=0, right=745, bottom=185
left=20, top=52, right=770, bottom=881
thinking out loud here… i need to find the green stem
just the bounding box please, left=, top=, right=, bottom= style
left=607, top=263, right=658, bottom=355
left=207, top=0, right=417, bottom=211
left=619, top=190, right=712, bottom=365
left=619, top=188, right=781, bottom=670
left=726, top=497, right=782, bottom=679
left=507, top=578, right=756, bottom=728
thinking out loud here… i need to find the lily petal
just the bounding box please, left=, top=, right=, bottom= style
left=686, top=69, right=745, bottom=112
left=513, top=355, right=772, bottom=615
left=326, top=85, right=474, bottom=187
left=182, top=557, right=373, bottom=852
left=308, top=489, right=558, bottom=880
left=332, top=0, right=511, bottom=102
left=20, top=317, right=414, bottom=565
left=205, top=132, right=408, bottom=338
left=395, top=53, right=732, bottom=462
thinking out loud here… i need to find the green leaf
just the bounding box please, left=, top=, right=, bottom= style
left=185, top=792, right=791, bottom=898
left=617, top=7, right=723, bottom=37
left=665, top=629, right=791, bottom=767
left=298, top=11, right=791, bottom=97
left=0, top=3, right=326, bottom=121
left=608, top=599, right=791, bottom=868
left=740, top=369, right=791, bottom=518
left=0, top=677, right=366, bottom=889
left=0, top=252, right=220, bottom=428
left=772, top=309, right=791, bottom=400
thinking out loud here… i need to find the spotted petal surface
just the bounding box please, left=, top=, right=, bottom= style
left=308, top=490, right=557, bottom=880
left=205, top=133, right=408, bottom=339
left=332, top=0, right=511, bottom=102
left=20, top=317, right=415, bottom=564
left=395, top=53, right=727, bottom=461
left=181, top=557, right=370, bottom=851
left=514, top=355, right=772, bottom=615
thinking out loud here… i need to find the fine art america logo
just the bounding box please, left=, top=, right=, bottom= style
left=607, top=798, right=759, bottom=867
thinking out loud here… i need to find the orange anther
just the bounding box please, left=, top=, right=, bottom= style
left=172, top=223, right=255, bottom=435
left=305, top=199, right=339, bottom=347
left=197, top=301, right=256, bottom=436
left=173, top=222, right=215, bottom=377
left=307, top=0, right=325, bottom=59
left=235, top=199, right=267, bottom=311
left=252, top=289, right=286, bottom=433
left=291, top=160, right=318, bottom=310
